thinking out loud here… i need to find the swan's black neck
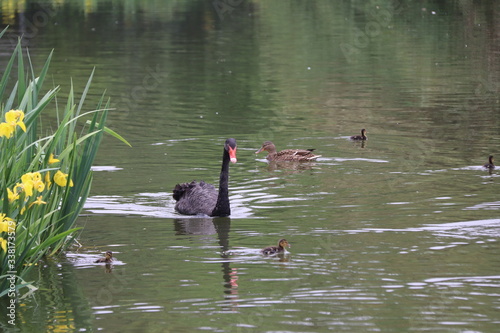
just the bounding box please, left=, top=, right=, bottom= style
left=211, top=147, right=231, bottom=217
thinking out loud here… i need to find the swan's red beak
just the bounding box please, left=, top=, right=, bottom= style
left=228, top=146, right=237, bottom=163
left=255, top=146, right=264, bottom=154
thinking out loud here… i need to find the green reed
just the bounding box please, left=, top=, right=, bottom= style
left=0, top=29, right=125, bottom=297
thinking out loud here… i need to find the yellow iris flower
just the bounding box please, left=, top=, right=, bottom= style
left=5, top=109, right=27, bottom=132
left=48, top=153, right=60, bottom=164
left=20, top=173, right=35, bottom=197
left=54, top=170, right=74, bottom=187
left=7, top=188, right=19, bottom=202
left=29, top=196, right=47, bottom=208
left=0, top=214, right=15, bottom=233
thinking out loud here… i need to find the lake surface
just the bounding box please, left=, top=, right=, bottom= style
left=1, top=0, right=500, bottom=332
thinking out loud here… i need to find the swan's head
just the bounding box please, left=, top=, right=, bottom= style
left=278, top=239, right=290, bottom=249
left=489, top=155, right=494, bottom=163
left=256, top=141, right=276, bottom=154
left=225, top=138, right=237, bottom=163
left=361, top=129, right=367, bottom=136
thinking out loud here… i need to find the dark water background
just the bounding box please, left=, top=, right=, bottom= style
left=1, top=1, right=499, bottom=332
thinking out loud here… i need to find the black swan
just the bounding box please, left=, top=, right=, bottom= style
left=483, top=155, right=495, bottom=169
left=350, top=129, right=367, bottom=140
left=95, top=251, right=113, bottom=263
left=173, top=138, right=237, bottom=217
left=255, top=141, right=320, bottom=161
left=262, top=239, right=290, bottom=255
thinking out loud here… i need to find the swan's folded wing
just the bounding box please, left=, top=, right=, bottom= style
left=173, top=181, right=218, bottom=215
left=275, top=149, right=320, bottom=161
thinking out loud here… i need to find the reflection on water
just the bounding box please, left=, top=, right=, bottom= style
left=264, top=160, right=319, bottom=173
left=174, top=217, right=220, bottom=235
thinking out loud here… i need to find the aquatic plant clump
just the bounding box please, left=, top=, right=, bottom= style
left=0, top=29, right=116, bottom=297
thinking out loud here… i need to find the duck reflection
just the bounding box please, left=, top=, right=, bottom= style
left=276, top=252, right=291, bottom=262
left=266, top=160, right=318, bottom=173
left=103, top=263, right=113, bottom=273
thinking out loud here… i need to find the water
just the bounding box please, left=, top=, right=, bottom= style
left=1, top=0, right=500, bottom=332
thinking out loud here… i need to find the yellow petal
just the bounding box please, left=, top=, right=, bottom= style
left=34, top=180, right=45, bottom=192
left=7, top=188, right=19, bottom=202
left=5, top=110, right=18, bottom=122
left=0, top=238, right=6, bottom=252
left=21, top=173, right=34, bottom=183
left=54, top=170, right=71, bottom=187
left=45, top=172, right=52, bottom=189
left=29, top=196, right=47, bottom=208
left=0, top=216, right=15, bottom=233
left=18, top=121, right=26, bottom=132
left=36, top=196, right=47, bottom=205
left=23, top=180, right=34, bottom=197
left=48, top=154, right=60, bottom=164
left=0, top=122, right=14, bottom=138
left=6, top=110, right=23, bottom=121
left=0, top=213, right=14, bottom=223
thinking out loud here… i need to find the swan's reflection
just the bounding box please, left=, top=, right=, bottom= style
left=173, top=216, right=231, bottom=234
left=173, top=217, right=218, bottom=235
left=173, top=217, right=239, bottom=308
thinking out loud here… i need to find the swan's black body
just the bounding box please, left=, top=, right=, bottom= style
left=173, top=138, right=237, bottom=217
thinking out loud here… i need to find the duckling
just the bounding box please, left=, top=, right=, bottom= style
left=95, top=251, right=113, bottom=263
left=483, top=155, right=495, bottom=169
left=350, top=128, right=367, bottom=140
left=261, top=239, right=290, bottom=255
left=256, top=141, right=320, bottom=162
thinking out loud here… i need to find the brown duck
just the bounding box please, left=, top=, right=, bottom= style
left=483, top=155, right=495, bottom=169
left=262, top=239, right=290, bottom=255
left=256, top=141, right=320, bottom=162
left=95, top=251, right=113, bottom=263
left=350, top=129, right=367, bottom=140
